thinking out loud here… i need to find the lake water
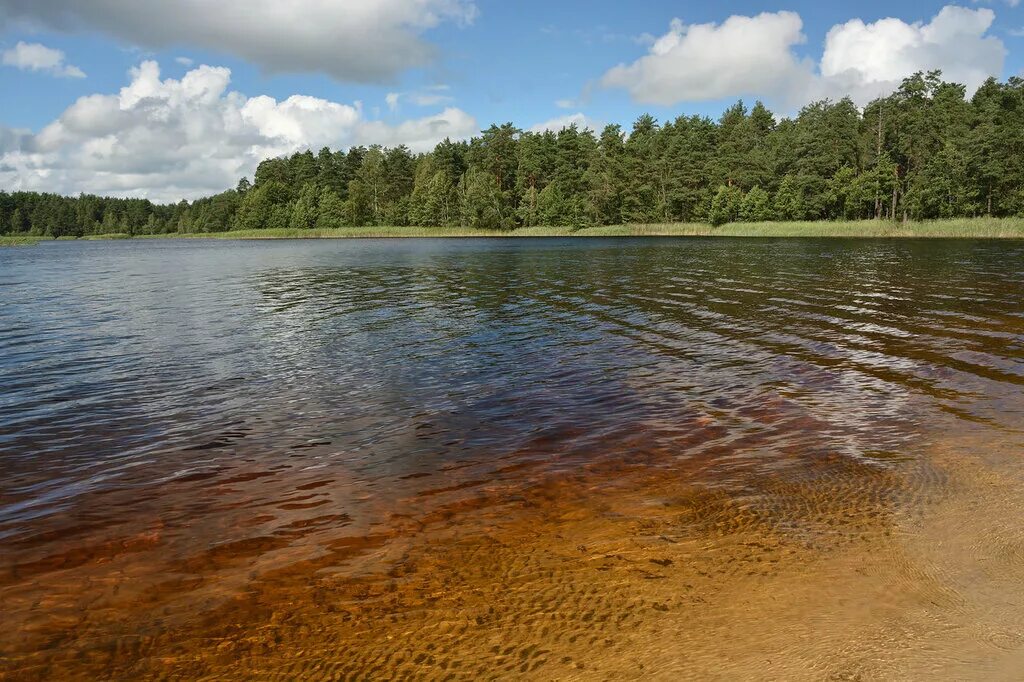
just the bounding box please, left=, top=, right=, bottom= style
left=2, top=238, right=1024, bottom=679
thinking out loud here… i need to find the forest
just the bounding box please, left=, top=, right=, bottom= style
left=2, top=71, right=1024, bottom=237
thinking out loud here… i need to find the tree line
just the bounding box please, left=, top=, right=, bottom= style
left=2, top=71, right=1024, bottom=237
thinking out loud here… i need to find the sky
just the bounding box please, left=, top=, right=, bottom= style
left=0, top=0, right=1022, bottom=202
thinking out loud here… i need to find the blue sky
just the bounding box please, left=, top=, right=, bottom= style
left=1, top=0, right=1022, bottom=201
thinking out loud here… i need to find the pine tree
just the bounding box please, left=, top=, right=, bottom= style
left=910, top=142, right=974, bottom=219
left=773, top=176, right=804, bottom=220
left=290, top=184, right=320, bottom=229
left=621, top=114, right=660, bottom=223
left=316, top=189, right=347, bottom=229
left=518, top=185, right=541, bottom=227
left=345, top=178, right=373, bottom=226
left=515, top=131, right=557, bottom=214
left=8, top=70, right=1024, bottom=234
left=739, top=186, right=772, bottom=222
left=709, top=185, right=743, bottom=226
left=269, top=203, right=292, bottom=229
left=10, top=207, right=28, bottom=233
left=289, top=150, right=318, bottom=188
left=584, top=125, right=625, bottom=225
left=538, top=183, right=567, bottom=226
left=235, top=183, right=276, bottom=231
left=352, top=147, right=386, bottom=225
left=826, top=167, right=858, bottom=220
left=459, top=168, right=508, bottom=230
left=384, top=196, right=410, bottom=226
left=424, top=171, right=456, bottom=226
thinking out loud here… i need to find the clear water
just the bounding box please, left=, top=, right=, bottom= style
left=2, top=238, right=1023, bottom=679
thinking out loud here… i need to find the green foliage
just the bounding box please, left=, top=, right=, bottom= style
left=270, top=203, right=292, bottom=229
left=709, top=185, right=743, bottom=226
left=316, top=189, right=346, bottom=229
left=345, top=178, right=373, bottom=227
left=773, top=176, right=805, bottom=221
left=739, top=186, right=773, bottom=222
left=538, top=182, right=567, bottom=227
left=10, top=207, right=29, bottom=233
left=6, top=73, right=1024, bottom=237
left=290, top=184, right=320, bottom=230
left=427, top=171, right=457, bottom=227
left=517, top=185, right=541, bottom=227
left=459, top=167, right=510, bottom=230
left=235, top=183, right=276, bottom=231
left=584, top=125, right=625, bottom=225
left=909, top=143, right=975, bottom=219
left=384, top=196, right=411, bottom=227
left=826, top=167, right=859, bottom=220
left=620, top=114, right=661, bottom=224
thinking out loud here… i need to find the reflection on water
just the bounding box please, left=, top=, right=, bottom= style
left=1, top=238, right=1023, bottom=679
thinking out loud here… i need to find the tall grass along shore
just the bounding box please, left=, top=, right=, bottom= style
left=0, top=235, right=48, bottom=246
left=5, top=218, right=1024, bottom=245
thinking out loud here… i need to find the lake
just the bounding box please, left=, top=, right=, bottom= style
left=2, top=237, right=1024, bottom=679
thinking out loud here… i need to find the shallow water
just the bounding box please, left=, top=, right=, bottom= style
left=1, top=237, right=1023, bottom=680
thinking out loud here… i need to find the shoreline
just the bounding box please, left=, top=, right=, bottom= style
left=4, top=218, right=1024, bottom=245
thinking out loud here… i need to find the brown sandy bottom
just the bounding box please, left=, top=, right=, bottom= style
left=3, top=429, right=1024, bottom=681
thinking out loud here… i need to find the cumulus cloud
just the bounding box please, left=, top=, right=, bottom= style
left=2, top=40, right=85, bottom=78
left=601, top=5, right=1006, bottom=107
left=528, top=112, right=604, bottom=134
left=819, top=6, right=1006, bottom=101
left=357, top=108, right=476, bottom=149
left=0, top=0, right=477, bottom=82
left=0, top=60, right=478, bottom=202
left=0, top=125, right=32, bottom=155
left=601, top=12, right=812, bottom=105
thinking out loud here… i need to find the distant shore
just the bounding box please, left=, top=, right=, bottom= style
left=4, top=218, right=1024, bottom=246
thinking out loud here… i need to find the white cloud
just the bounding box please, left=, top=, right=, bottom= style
left=601, top=12, right=812, bottom=105
left=357, top=108, right=476, bottom=150
left=175, top=56, right=193, bottom=67
left=601, top=6, right=1006, bottom=107
left=0, top=0, right=477, bottom=83
left=528, top=112, right=604, bottom=134
left=410, top=91, right=452, bottom=107
left=2, top=40, right=85, bottom=78
left=555, top=98, right=576, bottom=109
left=0, top=60, right=478, bottom=202
left=819, top=6, right=1006, bottom=100
left=0, top=125, right=32, bottom=156
left=383, top=85, right=453, bottom=112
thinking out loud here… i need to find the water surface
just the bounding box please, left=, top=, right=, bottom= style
left=2, top=238, right=1023, bottom=679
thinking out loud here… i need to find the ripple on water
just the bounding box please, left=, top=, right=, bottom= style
left=1, top=238, right=1023, bottom=679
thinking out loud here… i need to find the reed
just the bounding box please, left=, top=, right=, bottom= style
left=707, top=217, right=1024, bottom=238
left=7, top=217, right=1024, bottom=243
left=0, top=235, right=47, bottom=246
left=152, top=218, right=1024, bottom=239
